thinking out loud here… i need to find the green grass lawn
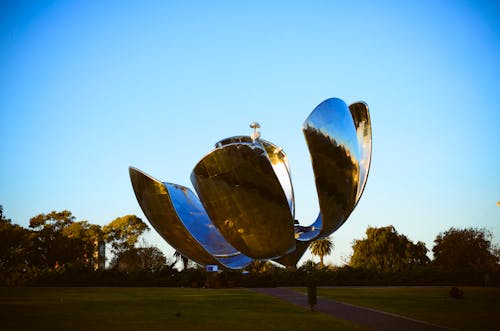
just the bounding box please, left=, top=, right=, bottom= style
left=0, top=287, right=368, bottom=331
left=294, top=286, right=500, bottom=331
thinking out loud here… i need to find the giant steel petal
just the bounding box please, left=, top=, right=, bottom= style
left=191, top=142, right=295, bottom=259
left=216, top=136, right=295, bottom=218
left=301, top=98, right=361, bottom=239
left=129, top=167, right=251, bottom=269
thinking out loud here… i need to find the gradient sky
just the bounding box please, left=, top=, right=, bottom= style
left=1, top=0, right=499, bottom=266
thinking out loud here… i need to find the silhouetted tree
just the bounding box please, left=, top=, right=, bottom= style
left=0, top=205, right=11, bottom=223
left=62, top=221, right=104, bottom=269
left=30, top=210, right=75, bottom=232
left=432, top=227, right=498, bottom=272
left=103, top=215, right=149, bottom=254
left=29, top=210, right=80, bottom=269
left=299, top=259, right=319, bottom=272
left=110, top=246, right=168, bottom=273
left=27, top=210, right=107, bottom=270
left=244, top=260, right=276, bottom=273
left=310, top=237, right=334, bottom=268
left=0, top=206, right=35, bottom=271
left=350, top=225, right=430, bottom=272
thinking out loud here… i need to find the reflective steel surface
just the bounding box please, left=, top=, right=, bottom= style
left=216, top=136, right=295, bottom=218
left=166, top=183, right=238, bottom=258
left=129, top=167, right=251, bottom=269
left=349, top=102, right=372, bottom=205
left=129, top=97, right=372, bottom=269
left=191, top=140, right=295, bottom=259
left=302, top=98, right=360, bottom=238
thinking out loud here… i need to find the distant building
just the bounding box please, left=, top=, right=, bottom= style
left=93, top=239, right=106, bottom=271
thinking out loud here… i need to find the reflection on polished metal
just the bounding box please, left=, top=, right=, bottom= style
left=192, top=138, right=295, bottom=259
left=129, top=97, right=371, bottom=269
left=129, top=167, right=252, bottom=269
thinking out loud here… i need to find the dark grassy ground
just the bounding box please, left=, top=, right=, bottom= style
left=294, top=286, right=500, bottom=331
left=0, top=287, right=368, bottom=331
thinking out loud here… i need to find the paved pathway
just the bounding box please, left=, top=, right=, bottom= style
left=250, top=287, right=454, bottom=331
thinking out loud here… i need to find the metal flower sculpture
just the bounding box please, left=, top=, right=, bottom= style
left=129, top=98, right=371, bottom=269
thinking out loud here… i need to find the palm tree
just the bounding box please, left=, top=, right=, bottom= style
left=173, top=250, right=189, bottom=270
left=309, top=237, right=334, bottom=268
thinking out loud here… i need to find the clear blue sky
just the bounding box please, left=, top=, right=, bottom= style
left=1, top=0, right=499, bottom=266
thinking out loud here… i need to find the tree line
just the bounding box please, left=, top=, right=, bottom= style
left=244, top=226, right=499, bottom=287
left=1, top=205, right=499, bottom=286
left=0, top=206, right=175, bottom=285
left=308, top=225, right=499, bottom=273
